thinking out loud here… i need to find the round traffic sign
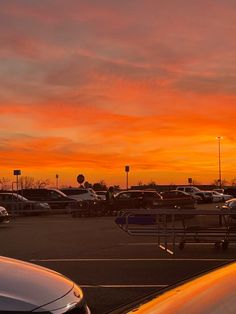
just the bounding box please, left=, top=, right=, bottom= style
left=77, top=174, right=85, bottom=184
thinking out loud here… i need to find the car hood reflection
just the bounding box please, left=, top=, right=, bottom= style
left=0, top=256, right=74, bottom=311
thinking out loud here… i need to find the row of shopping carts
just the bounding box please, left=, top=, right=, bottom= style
left=115, top=208, right=236, bottom=255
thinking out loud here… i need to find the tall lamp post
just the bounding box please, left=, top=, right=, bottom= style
left=125, top=166, right=130, bottom=190
left=216, top=136, right=223, bottom=188
left=56, top=174, right=59, bottom=189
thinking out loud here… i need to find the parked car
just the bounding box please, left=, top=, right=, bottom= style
left=71, top=190, right=163, bottom=217
left=0, top=206, right=10, bottom=223
left=225, top=198, right=236, bottom=207
left=0, top=256, right=90, bottom=313
left=211, top=190, right=233, bottom=202
left=113, top=190, right=162, bottom=210
left=110, top=189, right=194, bottom=212
left=111, top=262, right=236, bottom=314
left=222, top=198, right=236, bottom=219
left=206, top=190, right=224, bottom=202
left=60, top=187, right=99, bottom=201
left=0, top=192, right=50, bottom=215
left=160, top=190, right=201, bottom=203
left=176, top=186, right=213, bottom=203
left=20, top=189, right=80, bottom=213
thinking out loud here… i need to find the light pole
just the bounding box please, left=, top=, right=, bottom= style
left=216, top=136, right=223, bottom=188
left=125, top=166, right=130, bottom=190
left=56, top=174, right=59, bottom=189
left=13, top=169, right=21, bottom=194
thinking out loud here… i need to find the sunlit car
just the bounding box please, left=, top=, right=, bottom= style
left=176, top=186, right=213, bottom=203
left=225, top=198, right=236, bottom=207
left=0, top=192, right=50, bottom=215
left=222, top=198, right=236, bottom=219
left=206, top=190, right=224, bottom=202
left=111, top=262, right=236, bottom=314
left=0, top=206, right=10, bottom=223
left=211, top=190, right=233, bottom=202
left=0, top=256, right=90, bottom=313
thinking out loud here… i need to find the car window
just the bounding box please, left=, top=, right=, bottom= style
left=130, top=192, right=143, bottom=198
left=185, top=188, right=192, bottom=192
left=144, top=192, right=161, bottom=199
left=49, top=191, right=64, bottom=199
left=116, top=192, right=131, bottom=199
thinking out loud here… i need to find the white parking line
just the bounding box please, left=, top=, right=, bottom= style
left=80, top=284, right=168, bottom=288
left=30, top=258, right=234, bottom=262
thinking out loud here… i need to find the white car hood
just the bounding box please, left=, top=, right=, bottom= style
left=0, top=256, right=73, bottom=311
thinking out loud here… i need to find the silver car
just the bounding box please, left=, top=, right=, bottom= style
left=0, top=256, right=90, bottom=313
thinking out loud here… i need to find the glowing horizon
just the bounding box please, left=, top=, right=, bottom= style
left=1, top=1, right=236, bottom=187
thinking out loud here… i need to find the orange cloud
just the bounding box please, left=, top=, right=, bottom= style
left=1, top=1, right=236, bottom=186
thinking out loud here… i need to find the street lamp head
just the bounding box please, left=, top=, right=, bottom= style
left=216, top=136, right=223, bottom=139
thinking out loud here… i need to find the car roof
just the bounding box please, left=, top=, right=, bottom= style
left=0, top=192, right=20, bottom=196
left=118, top=190, right=158, bottom=193
left=61, top=188, right=88, bottom=191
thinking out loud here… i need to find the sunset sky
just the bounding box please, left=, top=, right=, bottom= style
left=1, top=0, right=236, bottom=187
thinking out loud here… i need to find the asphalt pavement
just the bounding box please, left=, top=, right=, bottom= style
left=0, top=202, right=235, bottom=313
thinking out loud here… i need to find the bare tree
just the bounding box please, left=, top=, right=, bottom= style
left=35, top=179, right=50, bottom=188
left=19, top=176, right=35, bottom=189
left=0, top=177, right=10, bottom=190
left=18, top=177, right=50, bottom=189
left=212, top=179, right=228, bottom=187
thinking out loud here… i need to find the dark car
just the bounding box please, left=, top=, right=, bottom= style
left=0, top=192, right=50, bottom=215
left=0, top=256, right=90, bottom=313
left=113, top=190, right=162, bottom=210
left=20, top=188, right=81, bottom=213
left=110, top=190, right=195, bottom=212
left=160, top=190, right=198, bottom=207
left=72, top=190, right=163, bottom=217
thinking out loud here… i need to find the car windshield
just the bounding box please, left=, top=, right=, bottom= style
left=2, top=1, right=236, bottom=313
left=14, top=194, right=29, bottom=202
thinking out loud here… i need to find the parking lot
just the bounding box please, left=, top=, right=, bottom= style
left=1, top=203, right=235, bottom=314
